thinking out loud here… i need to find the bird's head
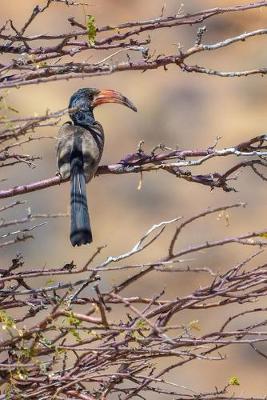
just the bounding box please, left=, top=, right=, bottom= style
left=69, top=88, right=137, bottom=126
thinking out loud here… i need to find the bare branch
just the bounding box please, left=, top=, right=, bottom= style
left=0, top=135, right=266, bottom=199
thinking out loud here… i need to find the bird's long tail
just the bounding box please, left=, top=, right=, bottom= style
left=70, top=156, right=92, bottom=246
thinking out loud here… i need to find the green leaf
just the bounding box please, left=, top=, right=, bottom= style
left=66, top=311, right=81, bottom=327
left=15, top=368, right=28, bottom=381
left=6, top=383, right=12, bottom=400
left=229, top=376, right=240, bottom=386
left=259, top=233, right=267, bottom=238
left=69, top=327, right=81, bottom=342
left=87, top=15, right=97, bottom=46
left=40, top=336, right=53, bottom=348
left=136, top=319, right=149, bottom=330
left=0, top=310, right=16, bottom=329
left=131, top=330, right=142, bottom=341
left=45, top=278, right=55, bottom=286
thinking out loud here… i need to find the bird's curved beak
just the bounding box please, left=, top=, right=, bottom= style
left=91, top=89, right=137, bottom=112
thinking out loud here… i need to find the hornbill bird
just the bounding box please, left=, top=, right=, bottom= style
left=57, top=88, right=137, bottom=246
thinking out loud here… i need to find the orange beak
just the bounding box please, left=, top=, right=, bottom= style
left=91, top=89, right=137, bottom=112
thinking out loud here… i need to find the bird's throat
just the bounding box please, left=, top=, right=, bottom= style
left=71, top=108, right=95, bottom=128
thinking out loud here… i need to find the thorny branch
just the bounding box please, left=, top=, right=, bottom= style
left=0, top=203, right=267, bottom=399
left=1, top=1, right=267, bottom=87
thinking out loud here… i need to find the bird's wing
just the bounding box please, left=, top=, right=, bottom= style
left=57, top=123, right=75, bottom=179
left=57, top=123, right=104, bottom=182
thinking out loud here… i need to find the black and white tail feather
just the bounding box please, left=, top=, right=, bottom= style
left=70, top=156, right=92, bottom=246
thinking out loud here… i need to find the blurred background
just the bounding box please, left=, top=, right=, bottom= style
left=1, top=0, right=267, bottom=397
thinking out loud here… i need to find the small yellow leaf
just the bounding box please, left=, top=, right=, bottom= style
left=46, top=278, right=55, bottom=285
left=136, top=319, right=149, bottom=330
left=229, top=376, right=240, bottom=386
left=188, top=319, right=201, bottom=331
left=259, top=233, right=267, bottom=238
left=87, top=15, right=97, bottom=46
left=0, top=310, right=16, bottom=329
left=69, top=327, right=82, bottom=342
